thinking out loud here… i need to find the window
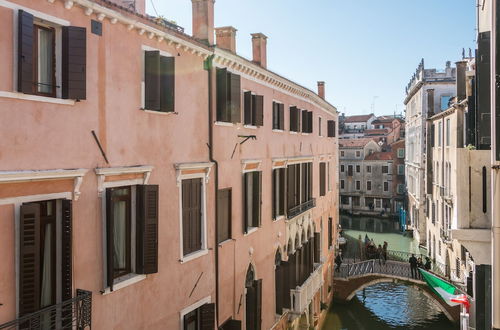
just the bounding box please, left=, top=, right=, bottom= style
left=181, top=301, right=215, bottom=330
left=355, top=151, right=361, bottom=158
left=301, top=110, right=313, bottom=133
left=340, top=180, right=345, bottom=190
left=347, top=165, right=353, bottom=176
left=217, top=188, right=232, bottom=243
left=340, top=164, right=345, bottom=172
left=182, top=179, right=204, bottom=256
left=382, top=166, right=389, bottom=174
left=105, top=185, right=159, bottom=291
left=366, top=165, right=372, bottom=173
left=216, top=68, right=241, bottom=123
left=17, top=10, right=87, bottom=100
left=375, top=199, right=382, bottom=209
left=367, top=181, right=372, bottom=191
left=397, top=184, right=405, bottom=194
left=446, top=119, right=450, bottom=146
left=397, top=148, right=405, bottom=158
left=355, top=181, right=361, bottom=190
left=327, top=120, right=336, bottom=137
left=244, top=91, right=264, bottom=126
left=352, top=196, right=360, bottom=206
left=340, top=151, right=345, bottom=158
left=144, top=50, right=175, bottom=112
left=441, top=95, right=451, bottom=110
left=272, top=102, right=285, bottom=130
left=398, top=164, right=405, bottom=175
left=319, top=117, right=322, bottom=136
left=244, top=171, right=262, bottom=232
left=383, top=181, right=389, bottom=192
left=300, top=163, right=313, bottom=203
left=272, top=168, right=286, bottom=218
left=320, top=162, right=326, bottom=196
left=438, top=121, right=442, bottom=147
left=356, top=165, right=361, bottom=173
left=289, top=106, right=300, bottom=132
left=327, top=162, right=331, bottom=192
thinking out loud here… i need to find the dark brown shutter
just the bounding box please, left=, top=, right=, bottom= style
left=144, top=51, right=161, bottom=110
left=217, top=188, right=231, bottom=243
left=275, top=264, right=283, bottom=314
left=287, top=166, right=294, bottom=212
left=281, top=261, right=291, bottom=308
left=314, top=232, right=320, bottom=263
left=308, top=111, right=313, bottom=133
left=255, top=95, right=264, bottom=126
left=200, top=303, right=216, bottom=330
left=328, top=217, right=333, bottom=248
left=61, top=200, right=72, bottom=301
left=327, top=120, right=336, bottom=137
left=220, top=319, right=242, bottom=330
left=272, top=102, right=278, bottom=129
left=244, top=91, right=253, bottom=125
left=106, top=188, right=115, bottom=291
left=308, top=163, right=312, bottom=200
left=216, top=68, right=229, bottom=121
left=279, top=104, right=285, bottom=130
left=182, top=180, right=191, bottom=254
left=136, top=185, right=159, bottom=274
left=230, top=72, right=241, bottom=123
left=279, top=168, right=285, bottom=216
left=320, top=162, right=326, bottom=196
left=290, top=106, right=297, bottom=131
left=18, top=10, right=34, bottom=94
left=246, top=284, right=256, bottom=330
left=19, top=203, right=40, bottom=316
left=272, top=170, right=277, bottom=218
left=302, top=110, right=308, bottom=133
left=301, top=163, right=307, bottom=203
left=254, top=279, right=263, bottom=330
left=243, top=173, right=249, bottom=233
left=160, top=56, right=175, bottom=112
left=253, top=172, right=262, bottom=227
left=62, top=26, right=87, bottom=100
left=182, top=179, right=202, bottom=255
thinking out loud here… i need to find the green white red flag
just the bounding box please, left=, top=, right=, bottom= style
left=418, top=268, right=469, bottom=309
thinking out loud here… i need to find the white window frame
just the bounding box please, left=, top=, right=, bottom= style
left=355, top=180, right=361, bottom=191
left=141, top=45, right=174, bottom=112
left=397, top=148, right=405, bottom=158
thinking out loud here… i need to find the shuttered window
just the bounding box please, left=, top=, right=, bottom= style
left=272, top=168, right=286, bottom=219
left=327, top=120, right=336, bottom=137
left=244, top=171, right=262, bottom=232
left=245, top=279, right=262, bottom=330
left=219, top=319, right=242, bottom=330
left=136, top=185, right=159, bottom=274
left=182, top=179, right=203, bottom=255
left=244, top=92, right=264, bottom=126
left=144, top=51, right=175, bottom=112
left=314, top=232, right=320, bottom=263
left=217, top=68, right=241, bottom=123
left=301, top=111, right=313, bottom=133
left=17, top=10, right=87, bottom=99
left=328, top=217, right=333, bottom=248
left=217, top=188, right=232, bottom=243
left=289, top=106, right=300, bottom=132
left=272, top=102, right=285, bottom=130
left=347, top=165, right=353, bottom=176
left=183, top=303, right=215, bottom=330
left=319, top=162, right=326, bottom=196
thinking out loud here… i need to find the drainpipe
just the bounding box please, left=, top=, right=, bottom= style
left=204, top=54, right=220, bottom=327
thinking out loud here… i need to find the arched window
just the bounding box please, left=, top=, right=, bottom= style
left=245, top=264, right=261, bottom=330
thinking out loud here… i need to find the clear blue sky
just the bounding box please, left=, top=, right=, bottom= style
left=147, top=0, right=476, bottom=116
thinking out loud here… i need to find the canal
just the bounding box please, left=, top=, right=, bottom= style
left=322, top=215, right=458, bottom=330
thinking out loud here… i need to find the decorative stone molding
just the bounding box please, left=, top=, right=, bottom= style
left=242, top=159, right=262, bottom=173
left=0, top=168, right=88, bottom=201
left=95, top=165, right=153, bottom=195
left=174, top=162, right=214, bottom=186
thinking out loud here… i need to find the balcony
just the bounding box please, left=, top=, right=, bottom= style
left=290, top=264, right=324, bottom=314
left=288, top=198, right=316, bottom=219
left=440, top=227, right=452, bottom=244
left=0, top=289, right=92, bottom=330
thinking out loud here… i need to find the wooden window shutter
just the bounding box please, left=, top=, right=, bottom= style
left=327, top=120, right=333, bottom=137
left=272, top=102, right=278, bottom=129
left=328, top=217, right=333, bottom=247
left=220, top=319, right=242, bottom=330
left=244, top=91, right=253, bottom=125
left=314, top=232, right=320, bottom=263
left=200, top=303, right=216, bottom=330
left=279, top=168, right=285, bottom=216
left=302, top=110, right=308, bottom=133
left=18, top=10, right=34, bottom=94
left=308, top=111, right=313, bottom=133
left=136, top=185, right=159, bottom=274
left=255, top=95, right=264, bottom=126
left=254, top=279, right=263, bottom=330
left=217, top=188, right=231, bottom=243
left=144, top=51, right=161, bottom=110
left=308, top=163, right=312, bottom=200
left=105, top=188, right=115, bottom=291
left=281, top=261, right=291, bottom=308
left=182, top=180, right=191, bottom=254
left=275, top=264, right=284, bottom=314
left=62, top=26, right=87, bottom=100
left=290, top=106, right=297, bottom=131
left=246, top=284, right=256, bottom=330
left=19, top=203, right=41, bottom=316
left=272, top=170, right=277, bottom=218
left=279, top=104, right=285, bottom=130
left=287, top=166, right=295, bottom=212
left=320, top=162, right=326, bottom=196
left=61, top=200, right=73, bottom=301
left=216, top=68, right=229, bottom=121
left=243, top=173, right=249, bottom=233
left=252, top=172, right=262, bottom=227
left=301, top=163, right=307, bottom=203
left=183, top=179, right=202, bottom=255
left=160, top=56, right=175, bottom=112
left=230, top=72, right=241, bottom=123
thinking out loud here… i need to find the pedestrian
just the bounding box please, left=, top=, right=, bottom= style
left=409, top=254, right=418, bottom=278
left=377, top=244, right=383, bottom=265
left=335, top=252, right=343, bottom=273
left=382, top=241, right=388, bottom=263
left=424, top=257, right=432, bottom=271
left=358, top=235, right=364, bottom=261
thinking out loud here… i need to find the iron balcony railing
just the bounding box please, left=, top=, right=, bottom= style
left=288, top=198, right=316, bottom=219
left=0, top=289, right=92, bottom=330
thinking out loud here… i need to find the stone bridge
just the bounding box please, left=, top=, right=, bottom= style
left=332, top=259, right=461, bottom=323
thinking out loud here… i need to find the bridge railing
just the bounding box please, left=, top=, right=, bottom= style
left=336, top=259, right=419, bottom=280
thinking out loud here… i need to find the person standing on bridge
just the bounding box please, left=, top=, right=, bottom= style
left=409, top=254, right=418, bottom=278
left=335, top=252, right=343, bottom=273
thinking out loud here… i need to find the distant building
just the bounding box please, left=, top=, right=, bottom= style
left=339, top=113, right=376, bottom=139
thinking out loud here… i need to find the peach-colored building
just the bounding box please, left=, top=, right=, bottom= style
left=0, top=0, right=339, bottom=329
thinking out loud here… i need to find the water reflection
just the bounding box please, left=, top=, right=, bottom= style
left=323, top=282, right=458, bottom=330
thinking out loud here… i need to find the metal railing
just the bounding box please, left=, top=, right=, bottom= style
left=288, top=198, right=316, bottom=219
left=335, top=259, right=423, bottom=281
left=0, top=289, right=92, bottom=330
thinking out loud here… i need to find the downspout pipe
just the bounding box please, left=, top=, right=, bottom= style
left=204, top=54, right=220, bottom=327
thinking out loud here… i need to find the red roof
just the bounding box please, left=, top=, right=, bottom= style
left=365, top=152, right=393, bottom=161
left=343, top=114, right=375, bottom=123
left=364, top=128, right=388, bottom=135
left=339, top=138, right=376, bottom=148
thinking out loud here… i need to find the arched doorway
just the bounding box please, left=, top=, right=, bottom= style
left=245, top=264, right=262, bottom=330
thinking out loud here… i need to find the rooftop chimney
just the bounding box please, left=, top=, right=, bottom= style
left=215, top=26, right=237, bottom=53
left=317, top=81, right=325, bottom=99
left=251, top=33, right=267, bottom=68
left=456, top=60, right=467, bottom=101
left=191, top=0, right=215, bottom=45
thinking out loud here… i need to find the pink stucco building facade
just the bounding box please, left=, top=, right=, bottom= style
left=0, top=0, right=339, bottom=329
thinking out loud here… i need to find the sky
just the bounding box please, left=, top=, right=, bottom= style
left=146, top=0, right=476, bottom=117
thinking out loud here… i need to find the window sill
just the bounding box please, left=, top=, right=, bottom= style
left=101, top=274, right=146, bottom=295
left=218, top=238, right=235, bottom=247
left=244, top=227, right=258, bottom=236
left=214, top=121, right=234, bottom=127
left=273, top=215, right=285, bottom=221
left=302, top=133, right=310, bottom=136
left=180, top=249, right=208, bottom=264
left=244, top=125, right=258, bottom=129
left=272, top=129, right=284, bottom=133
left=143, top=109, right=177, bottom=115
left=0, top=91, right=76, bottom=105
left=290, top=131, right=298, bottom=135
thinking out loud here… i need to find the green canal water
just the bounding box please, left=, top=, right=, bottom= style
left=322, top=215, right=458, bottom=330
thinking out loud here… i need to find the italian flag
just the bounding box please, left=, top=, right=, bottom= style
left=419, top=268, right=469, bottom=309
